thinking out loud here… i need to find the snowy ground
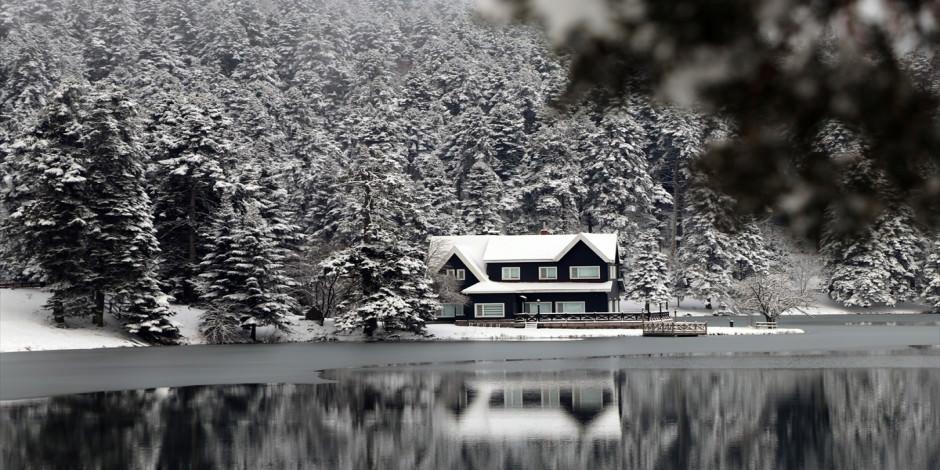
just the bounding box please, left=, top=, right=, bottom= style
left=624, top=293, right=931, bottom=317
left=0, top=289, right=144, bottom=352
left=0, top=289, right=333, bottom=352
left=17, top=287, right=932, bottom=353
left=423, top=324, right=803, bottom=340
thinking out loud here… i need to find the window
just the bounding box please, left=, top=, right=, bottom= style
left=555, top=301, right=586, bottom=313
left=524, top=302, right=553, bottom=314
left=501, top=266, right=520, bottom=281
left=455, top=269, right=466, bottom=281
left=445, top=269, right=455, bottom=277
left=609, top=265, right=617, bottom=279
left=538, top=266, right=557, bottom=280
left=570, top=266, right=601, bottom=280
left=475, top=303, right=505, bottom=318
left=439, top=304, right=461, bottom=318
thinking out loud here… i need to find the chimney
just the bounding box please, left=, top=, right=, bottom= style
left=539, top=227, right=551, bottom=235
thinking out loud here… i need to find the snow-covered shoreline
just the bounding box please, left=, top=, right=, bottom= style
left=3, top=289, right=807, bottom=352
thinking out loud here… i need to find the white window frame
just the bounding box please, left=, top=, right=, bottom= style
left=501, top=266, right=520, bottom=281
left=555, top=301, right=586, bottom=313
left=455, top=269, right=466, bottom=281
left=570, top=266, right=601, bottom=280
left=445, top=268, right=455, bottom=278
left=609, top=265, right=617, bottom=279
left=524, top=302, right=553, bottom=314
left=475, top=303, right=505, bottom=318
left=538, top=266, right=557, bottom=280
left=439, top=303, right=461, bottom=318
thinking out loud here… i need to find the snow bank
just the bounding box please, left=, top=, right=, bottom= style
left=0, top=289, right=143, bottom=352
left=708, top=326, right=804, bottom=335
left=424, top=323, right=803, bottom=341
left=631, top=294, right=930, bottom=317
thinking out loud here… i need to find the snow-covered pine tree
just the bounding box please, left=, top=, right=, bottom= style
left=729, top=220, right=775, bottom=280
left=824, top=207, right=924, bottom=307
left=673, top=180, right=736, bottom=305
left=198, top=197, right=297, bottom=342
left=329, top=234, right=439, bottom=337
left=1, top=85, right=96, bottom=320
left=314, top=146, right=427, bottom=247
left=150, top=95, right=234, bottom=302
left=515, top=117, right=590, bottom=233
left=82, top=89, right=178, bottom=342
left=879, top=207, right=925, bottom=302
left=922, top=236, right=940, bottom=313
left=460, top=159, right=504, bottom=234
left=823, top=228, right=894, bottom=307
left=584, top=107, right=669, bottom=258
left=412, top=152, right=460, bottom=236
left=624, top=229, right=671, bottom=312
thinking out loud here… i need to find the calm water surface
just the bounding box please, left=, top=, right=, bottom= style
left=3, top=353, right=939, bottom=470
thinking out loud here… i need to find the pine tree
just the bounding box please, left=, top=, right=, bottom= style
left=82, top=89, right=178, bottom=341
left=922, top=236, right=940, bottom=313
left=625, top=230, right=671, bottom=311
left=198, top=198, right=297, bottom=342
left=459, top=159, right=504, bottom=234
left=314, top=146, right=426, bottom=247
left=2, top=85, right=96, bottom=320
left=515, top=118, right=589, bottom=233
left=584, top=107, right=668, bottom=257
left=824, top=207, right=924, bottom=307
left=150, top=95, right=234, bottom=302
left=673, top=181, right=736, bottom=305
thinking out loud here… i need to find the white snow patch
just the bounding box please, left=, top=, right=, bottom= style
left=424, top=323, right=803, bottom=340
left=0, top=289, right=143, bottom=352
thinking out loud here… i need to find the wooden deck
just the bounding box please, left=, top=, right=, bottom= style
left=454, top=312, right=670, bottom=329
left=642, top=319, right=708, bottom=337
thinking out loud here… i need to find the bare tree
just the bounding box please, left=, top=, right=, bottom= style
left=287, top=244, right=357, bottom=323
left=732, top=271, right=811, bottom=322
left=431, top=272, right=468, bottom=306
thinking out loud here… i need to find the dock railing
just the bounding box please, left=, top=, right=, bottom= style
left=642, top=319, right=708, bottom=336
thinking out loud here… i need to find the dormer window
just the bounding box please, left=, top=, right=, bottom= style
left=570, top=266, right=600, bottom=280
left=501, top=267, right=520, bottom=281
left=538, top=266, right=557, bottom=280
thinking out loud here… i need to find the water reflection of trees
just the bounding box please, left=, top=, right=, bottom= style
left=2, top=368, right=938, bottom=469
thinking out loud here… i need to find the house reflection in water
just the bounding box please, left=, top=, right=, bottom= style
left=436, top=372, right=622, bottom=441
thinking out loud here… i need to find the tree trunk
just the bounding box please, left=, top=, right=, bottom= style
left=53, top=300, right=65, bottom=324
left=363, top=318, right=377, bottom=337
left=94, top=290, right=105, bottom=327
left=188, top=187, right=197, bottom=266
left=249, top=324, right=257, bottom=342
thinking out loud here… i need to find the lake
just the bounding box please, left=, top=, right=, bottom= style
left=2, top=349, right=940, bottom=469
left=1, top=314, right=938, bottom=469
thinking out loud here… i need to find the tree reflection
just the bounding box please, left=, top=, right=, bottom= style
left=2, top=368, right=938, bottom=469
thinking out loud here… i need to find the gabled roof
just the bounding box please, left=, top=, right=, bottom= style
left=428, top=233, right=618, bottom=281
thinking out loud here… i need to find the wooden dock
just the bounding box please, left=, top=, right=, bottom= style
left=642, top=319, right=707, bottom=337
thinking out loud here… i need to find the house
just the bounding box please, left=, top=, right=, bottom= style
left=428, top=232, right=622, bottom=320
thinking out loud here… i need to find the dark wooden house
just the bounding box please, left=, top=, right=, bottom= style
left=428, top=233, right=622, bottom=320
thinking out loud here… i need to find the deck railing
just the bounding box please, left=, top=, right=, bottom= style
left=518, top=312, right=669, bottom=323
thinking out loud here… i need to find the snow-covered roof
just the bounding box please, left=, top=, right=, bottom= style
left=428, top=233, right=618, bottom=281
left=462, top=281, right=613, bottom=295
